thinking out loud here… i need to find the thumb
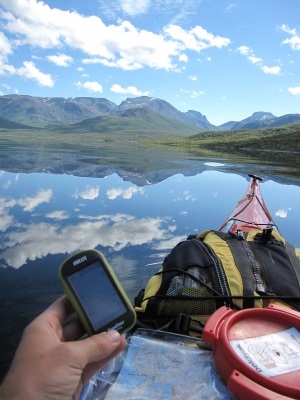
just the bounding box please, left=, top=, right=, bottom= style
left=72, top=331, right=126, bottom=398
left=76, top=330, right=125, bottom=365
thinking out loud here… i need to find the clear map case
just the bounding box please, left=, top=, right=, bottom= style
left=79, top=329, right=236, bottom=400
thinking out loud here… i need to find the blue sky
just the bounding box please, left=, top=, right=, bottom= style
left=0, top=0, right=299, bottom=125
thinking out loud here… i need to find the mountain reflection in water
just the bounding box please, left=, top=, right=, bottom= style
left=0, top=156, right=300, bottom=382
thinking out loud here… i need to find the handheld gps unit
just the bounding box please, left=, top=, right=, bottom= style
left=59, top=249, right=136, bottom=335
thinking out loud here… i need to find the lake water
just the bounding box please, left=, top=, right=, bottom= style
left=0, top=142, right=300, bottom=380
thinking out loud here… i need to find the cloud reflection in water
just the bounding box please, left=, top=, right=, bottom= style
left=0, top=214, right=176, bottom=269
left=0, top=172, right=181, bottom=268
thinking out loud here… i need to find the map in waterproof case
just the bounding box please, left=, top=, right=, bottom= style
left=104, top=334, right=235, bottom=399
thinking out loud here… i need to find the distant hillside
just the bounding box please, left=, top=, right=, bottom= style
left=0, top=94, right=214, bottom=130
left=67, top=107, right=200, bottom=138
left=151, top=122, right=300, bottom=152
left=0, top=116, right=35, bottom=130
left=0, top=94, right=299, bottom=133
left=0, top=94, right=116, bottom=127
left=116, top=96, right=215, bottom=131
left=217, top=121, right=237, bottom=130
left=239, top=114, right=300, bottom=130
left=231, top=112, right=276, bottom=130
left=230, top=111, right=300, bottom=130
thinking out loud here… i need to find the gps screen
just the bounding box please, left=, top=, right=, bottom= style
left=68, top=261, right=127, bottom=330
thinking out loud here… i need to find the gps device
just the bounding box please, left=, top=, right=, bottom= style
left=59, top=249, right=136, bottom=335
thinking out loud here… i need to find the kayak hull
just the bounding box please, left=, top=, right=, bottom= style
left=218, top=174, right=278, bottom=233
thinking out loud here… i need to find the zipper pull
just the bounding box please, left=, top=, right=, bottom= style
left=237, top=229, right=245, bottom=240
left=256, top=283, right=266, bottom=294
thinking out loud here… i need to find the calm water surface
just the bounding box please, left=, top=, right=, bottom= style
left=0, top=147, right=300, bottom=380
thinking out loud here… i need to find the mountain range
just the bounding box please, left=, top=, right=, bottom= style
left=0, top=94, right=299, bottom=133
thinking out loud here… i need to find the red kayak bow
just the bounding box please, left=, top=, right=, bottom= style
left=218, top=174, right=279, bottom=233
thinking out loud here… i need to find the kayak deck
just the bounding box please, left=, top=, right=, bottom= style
left=218, top=174, right=279, bottom=233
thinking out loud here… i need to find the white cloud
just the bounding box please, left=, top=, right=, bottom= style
left=0, top=56, right=54, bottom=86
left=288, top=87, right=300, bottom=95
left=0, top=189, right=53, bottom=216
left=0, top=1, right=177, bottom=70
left=3, top=179, right=11, bottom=189
left=83, top=57, right=143, bottom=71
left=0, top=211, right=13, bottom=232
left=107, top=186, right=144, bottom=200
left=237, top=45, right=250, bottom=56
left=248, top=56, right=262, bottom=64
left=17, top=61, right=54, bottom=86
left=165, top=24, right=230, bottom=51
left=73, top=185, right=100, bottom=200
left=81, top=186, right=100, bottom=200
left=237, top=45, right=263, bottom=66
left=190, top=90, right=204, bottom=98
left=261, top=65, right=281, bottom=75
left=179, top=53, right=188, bottom=62
left=17, top=189, right=53, bottom=212
left=98, top=0, right=199, bottom=24
left=237, top=45, right=263, bottom=65
left=75, top=81, right=103, bottom=93
left=1, top=214, right=171, bottom=268
left=225, top=3, right=237, bottom=12
left=189, top=75, right=197, bottom=81
left=110, top=84, right=149, bottom=96
left=153, top=234, right=187, bottom=251
left=275, top=208, right=291, bottom=218
left=192, top=26, right=230, bottom=49
left=280, top=24, right=297, bottom=36
left=119, top=0, right=150, bottom=16
left=45, top=210, right=70, bottom=220
left=47, top=53, right=73, bottom=67
left=0, top=31, right=12, bottom=62
left=283, top=36, right=300, bottom=50
left=237, top=45, right=280, bottom=75
left=181, top=88, right=205, bottom=98
left=173, top=190, right=196, bottom=202
left=0, top=0, right=231, bottom=74
left=280, top=24, right=300, bottom=50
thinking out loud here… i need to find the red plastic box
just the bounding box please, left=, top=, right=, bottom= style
left=202, top=304, right=300, bottom=399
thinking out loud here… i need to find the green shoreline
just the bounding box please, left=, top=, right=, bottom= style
left=144, top=122, right=300, bottom=153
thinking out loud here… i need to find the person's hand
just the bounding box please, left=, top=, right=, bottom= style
left=0, top=296, right=126, bottom=400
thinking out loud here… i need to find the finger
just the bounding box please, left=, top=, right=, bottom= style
left=74, top=330, right=126, bottom=366
left=38, top=296, right=73, bottom=336
left=62, top=316, right=85, bottom=342
left=81, top=341, right=126, bottom=384
left=43, top=296, right=72, bottom=322
left=74, top=337, right=126, bottom=398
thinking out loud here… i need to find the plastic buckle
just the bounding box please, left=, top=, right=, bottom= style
left=174, top=314, right=192, bottom=335
left=174, top=314, right=204, bottom=335
left=261, top=227, right=273, bottom=242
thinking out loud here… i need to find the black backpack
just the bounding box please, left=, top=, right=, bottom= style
left=134, top=229, right=300, bottom=336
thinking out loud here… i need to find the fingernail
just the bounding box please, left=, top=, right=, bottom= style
left=105, top=330, right=121, bottom=343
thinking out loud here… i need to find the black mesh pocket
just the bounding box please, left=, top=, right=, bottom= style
left=145, top=238, right=231, bottom=316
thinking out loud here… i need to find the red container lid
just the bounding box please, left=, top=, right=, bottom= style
left=202, top=304, right=300, bottom=400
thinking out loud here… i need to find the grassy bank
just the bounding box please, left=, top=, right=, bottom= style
left=145, top=122, right=300, bottom=153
